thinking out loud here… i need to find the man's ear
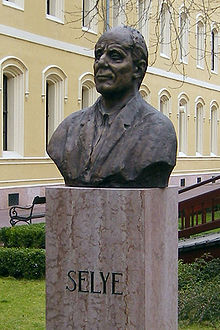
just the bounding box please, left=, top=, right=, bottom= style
left=133, top=60, right=147, bottom=80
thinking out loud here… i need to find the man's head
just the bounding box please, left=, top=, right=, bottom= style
left=94, top=26, right=148, bottom=98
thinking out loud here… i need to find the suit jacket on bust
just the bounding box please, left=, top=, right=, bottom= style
left=47, top=92, right=177, bottom=188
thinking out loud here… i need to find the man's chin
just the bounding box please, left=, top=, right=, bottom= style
left=96, top=85, right=117, bottom=97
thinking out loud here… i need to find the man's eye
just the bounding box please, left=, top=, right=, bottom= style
left=95, top=51, right=103, bottom=60
left=110, top=51, right=122, bottom=60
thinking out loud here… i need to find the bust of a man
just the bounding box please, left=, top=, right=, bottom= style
left=47, top=26, right=177, bottom=188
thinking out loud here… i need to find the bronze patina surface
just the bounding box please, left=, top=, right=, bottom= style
left=47, top=26, right=177, bottom=188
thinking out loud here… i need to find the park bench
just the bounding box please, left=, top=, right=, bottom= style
left=9, top=196, right=46, bottom=226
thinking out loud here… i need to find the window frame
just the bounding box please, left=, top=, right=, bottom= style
left=160, top=2, right=171, bottom=58
left=178, top=94, right=189, bottom=156
left=211, top=27, right=218, bottom=73
left=137, top=0, right=151, bottom=41
left=0, top=56, right=28, bottom=158
left=82, top=0, right=98, bottom=33
left=179, top=9, right=189, bottom=64
left=2, top=0, right=24, bottom=11
left=195, top=98, right=205, bottom=156
left=196, top=17, right=205, bottom=69
left=158, top=89, right=171, bottom=117
left=42, top=65, right=67, bottom=151
left=78, top=72, right=99, bottom=109
left=46, top=0, right=64, bottom=24
left=210, top=101, right=219, bottom=156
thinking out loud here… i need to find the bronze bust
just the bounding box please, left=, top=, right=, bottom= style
left=47, top=26, right=177, bottom=188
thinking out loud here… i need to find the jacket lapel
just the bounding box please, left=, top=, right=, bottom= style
left=90, top=93, right=140, bottom=167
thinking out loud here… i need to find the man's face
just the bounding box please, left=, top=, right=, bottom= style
left=94, top=31, right=136, bottom=97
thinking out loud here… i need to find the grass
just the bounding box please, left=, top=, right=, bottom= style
left=0, top=275, right=219, bottom=330
left=179, top=323, right=220, bottom=329
left=0, top=277, right=45, bottom=330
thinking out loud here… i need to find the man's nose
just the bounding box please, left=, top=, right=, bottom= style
left=98, top=53, right=109, bottom=67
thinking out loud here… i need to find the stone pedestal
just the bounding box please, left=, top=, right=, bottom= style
left=46, top=187, right=178, bottom=330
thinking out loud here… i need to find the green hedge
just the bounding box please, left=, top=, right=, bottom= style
left=0, top=223, right=45, bottom=248
left=0, top=248, right=45, bottom=279
left=178, top=257, right=220, bottom=326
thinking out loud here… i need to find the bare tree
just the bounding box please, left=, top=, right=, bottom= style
left=65, top=0, right=220, bottom=77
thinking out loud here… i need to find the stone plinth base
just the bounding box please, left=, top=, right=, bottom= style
left=46, top=187, right=178, bottom=330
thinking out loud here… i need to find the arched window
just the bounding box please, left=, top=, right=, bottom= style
left=160, top=3, right=170, bottom=57
left=159, top=89, right=171, bottom=117
left=42, top=66, right=67, bottom=147
left=0, top=56, right=28, bottom=157
left=195, top=99, right=205, bottom=155
left=210, top=101, right=219, bottom=155
left=196, top=18, right=205, bottom=68
left=179, top=10, right=188, bottom=63
left=211, top=27, right=218, bottom=73
left=78, top=72, right=99, bottom=109
left=140, top=84, right=150, bottom=102
left=178, top=95, right=189, bottom=155
left=113, top=0, right=126, bottom=27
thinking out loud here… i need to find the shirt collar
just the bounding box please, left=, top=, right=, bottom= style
left=97, top=93, right=140, bottom=125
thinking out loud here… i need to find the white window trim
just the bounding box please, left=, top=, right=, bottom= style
left=160, top=2, right=171, bottom=58
left=78, top=72, right=99, bottom=109
left=137, top=0, right=151, bottom=42
left=45, top=0, right=64, bottom=23
left=195, top=100, right=204, bottom=156
left=82, top=0, right=98, bottom=33
left=210, top=100, right=219, bottom=156
left=211, top=26, right=219, bottom=74
left=194, top=96, right=205, bottom=119
left=158, top=88, right=172, bottom=117
left=209, top=100, right=219, bottom=121
left=112, top=0, right=126, bottom=27
left=2, top=0, right=24, bottom=11
left=178, top=96, right=188, bottom=155
left=42, top=65, right=67, bottom=153
left=82, top=26, right=97, bottom=35
left=42, top=65, right=67, bottom=101
left=46, top=14, right=64, bottom=25
left=140, top=83, right=151, bottom=102
left=210, top=106, right=218, bottom=156
left=196, top=15, right=205, bottom=69
left=179, top=8, right=189, bottom=64
left=178, top=92, right=190, bottom=117
left=0, top=56, right=28, bottom=158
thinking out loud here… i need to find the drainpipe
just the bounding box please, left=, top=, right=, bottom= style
left=106, top=0, right=110, bottom=30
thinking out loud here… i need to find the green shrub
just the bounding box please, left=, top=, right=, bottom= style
left=178, top=257, right=220, bottom=290
left=178, top=257, right=220, bottom=325
left=0, top=247, right=45, bottom=279
left=0, top=223, right=45, bottom=248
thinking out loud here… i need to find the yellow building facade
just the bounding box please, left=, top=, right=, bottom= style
left=0, top=0, right=219, bottom=208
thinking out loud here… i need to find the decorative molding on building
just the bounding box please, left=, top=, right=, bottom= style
left=0, top=24, right=94, bottom=58
left=41, top=65, right=68, bottom=101
left=0, top=178, right=64, bottom=186
left=147, top=67, right=220, bottom=92
left=0, top=55, right=29, bottom=97
left=0, top=24, right=219, bottom=92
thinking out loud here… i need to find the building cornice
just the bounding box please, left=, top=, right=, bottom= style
left=147, top=67, right=220, bottom=92
left=0, top=24, right=94, bottom=58
left=0, top=24, right=219, bottom=91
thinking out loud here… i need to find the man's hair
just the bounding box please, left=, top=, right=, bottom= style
left=124, top=26, right=148, bottom=86
left=99, top=25, right=148, bottom=87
